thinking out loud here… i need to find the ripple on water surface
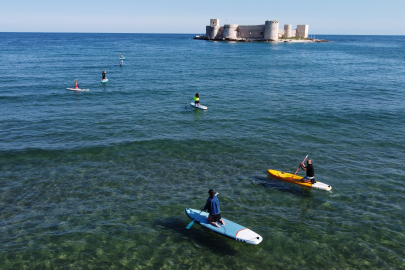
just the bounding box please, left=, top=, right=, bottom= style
left=0, top=33, right=405, bottom=269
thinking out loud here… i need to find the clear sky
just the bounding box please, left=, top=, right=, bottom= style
left=1, top=0, right=404, bottom=34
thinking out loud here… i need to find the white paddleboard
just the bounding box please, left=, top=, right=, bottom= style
left=101, top=79, right=108, bottom=83
left=66, top=88, right=89, bottom=92
left=311, top=181, right=332, bottom=191
left=185, top=208, right=263, bottom=245
left=190, top=102, right=207, bottom=110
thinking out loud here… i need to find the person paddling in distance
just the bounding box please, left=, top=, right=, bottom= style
left=202, top=189, right=225, bottom=227
left=74, top=79, right=79, bottom=89
left=102, top=70, right=107, bottom=81
left=193, top=93, right=200, bottom=106
left=120, top=54, right=124, bottom=58
left=300, top=159, right=316, bottom=184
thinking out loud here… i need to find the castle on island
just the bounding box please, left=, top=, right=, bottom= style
left=196, top=19, right=310, bottom=42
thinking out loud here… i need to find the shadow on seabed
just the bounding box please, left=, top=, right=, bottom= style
left=251, top=175, right=313, bottom=197
left=155, top=216, right=238, bottom=256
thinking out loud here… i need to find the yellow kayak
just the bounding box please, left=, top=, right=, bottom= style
left=267, top=169, right=332, bottom=191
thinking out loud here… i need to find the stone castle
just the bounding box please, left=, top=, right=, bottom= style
left=203, top=19, right=309, bottom=42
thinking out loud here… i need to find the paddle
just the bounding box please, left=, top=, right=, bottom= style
left=288, top=155, right=308, bottom=181
left=186, top=193, right=218, bottom=229
left=185, top=98, right=193, bottom=107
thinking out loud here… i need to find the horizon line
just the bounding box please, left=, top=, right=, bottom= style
left=0, top=32, right=404, bottom=36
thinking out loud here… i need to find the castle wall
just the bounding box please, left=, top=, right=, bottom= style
left=237, top=25, right=265, bottom=39
left=279, top=29, right=297, bottom=38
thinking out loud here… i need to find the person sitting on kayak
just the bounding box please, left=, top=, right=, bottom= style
left=202, top=189, right=225, bottom=227
left=193, top=93, right=200, bottom=106
left=300, top=159, right=316, bottom=184
left=102, top=70, right=107, bottom=80
left=74, top=79, right=79, bottom=89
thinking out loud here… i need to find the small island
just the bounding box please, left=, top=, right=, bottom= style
left=194, top=19, right=328, bottom=43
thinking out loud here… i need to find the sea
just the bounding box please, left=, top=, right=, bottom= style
left=0, top=33, right=404, bottom=269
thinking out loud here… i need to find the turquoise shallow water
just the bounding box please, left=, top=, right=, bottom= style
left=0, top=33, right=405, bottom=269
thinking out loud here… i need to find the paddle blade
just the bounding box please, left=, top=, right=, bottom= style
left=186, top=219, right=195, bottom=229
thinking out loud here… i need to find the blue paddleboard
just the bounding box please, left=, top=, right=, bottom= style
left=101, top=79, right=108, bottom=83
left=185, top=208, right=263, bottom=245
left=119, top=57, right=125, bottom=60
left=190, top=102, right=207, bottom=110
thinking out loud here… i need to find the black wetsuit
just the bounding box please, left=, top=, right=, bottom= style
left=102, top=72, right=106, bottom=79
left=306, top=164, right=314, bottom=177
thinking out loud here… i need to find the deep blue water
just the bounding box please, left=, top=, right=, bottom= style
left=0, top=33, right=404, bottom=269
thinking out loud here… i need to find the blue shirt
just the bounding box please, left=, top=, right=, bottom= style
left=203, top=196, right=221, bottom=215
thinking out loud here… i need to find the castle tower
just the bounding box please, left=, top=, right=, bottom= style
left=206, top=19, right=222, bottom=40
left=210, top=26, right=221, bottom=39
left=264, top=20, right=279, bottom=41
left=223, top=24, right=238, bottom=40
left=284, top=24, right=292, bottom=38
left=297, top=25, right=309, bottom=38
left=210, top=19, right=219, bottom=26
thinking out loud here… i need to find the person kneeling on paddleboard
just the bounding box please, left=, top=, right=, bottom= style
left=193, top=93, right=200, bottom=106
left=300, top=159, right=316, bottom=184
left=202, top=189, right=225, bottom=228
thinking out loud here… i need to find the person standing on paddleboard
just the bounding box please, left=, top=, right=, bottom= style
left=74, top=79, right=79, bottom=89
left=300, top=159, right=316, bottom=184
left=202, top=189, right=225, bottom=228
left=102, top=70, right=107, bottom=80
left=193, top=93, right=200, bottom=106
